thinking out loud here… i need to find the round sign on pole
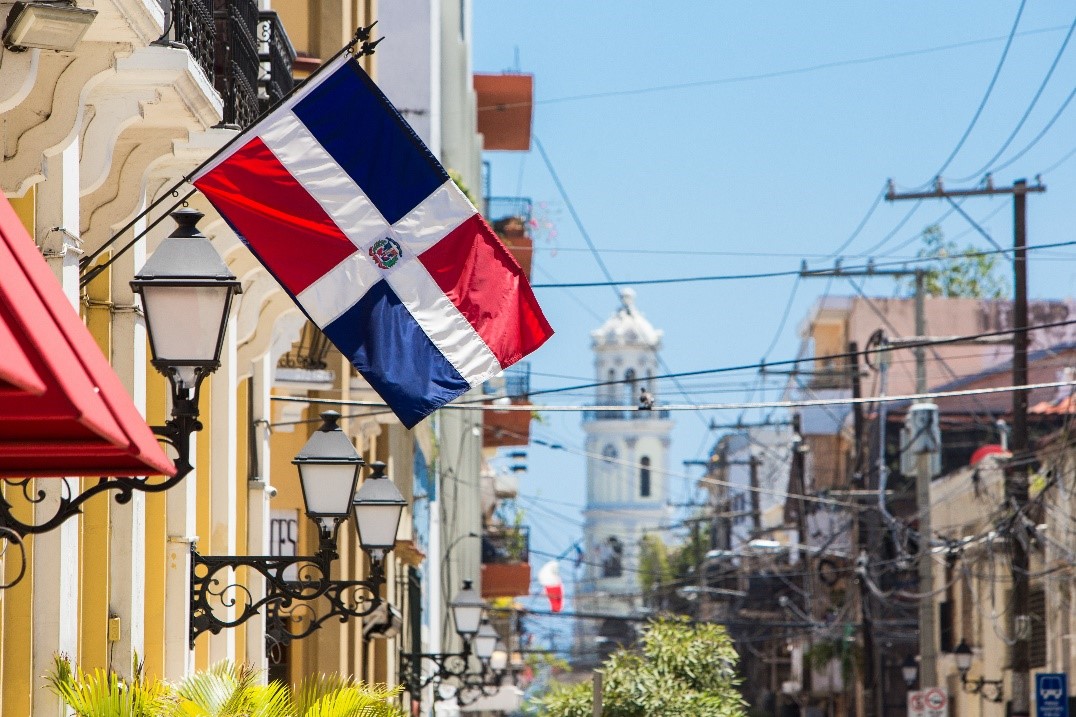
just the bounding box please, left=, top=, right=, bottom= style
left=925, top=688, right=947, bottom=711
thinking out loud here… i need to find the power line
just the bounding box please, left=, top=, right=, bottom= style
left=493, top=23, right=1068, bottom=112
left=529, top=240, right=1075, bottom=289
left=267, top=317, right=1076, bottom=431
left=988, top=83, right=1076, bottom=175
left=954, top=12, right=1076, bottom=181
left=533, top=136, right=620, bottom=303
left=271, top=376, right=1076, bottom=417
left=931, top=0, right=1027, bottom=182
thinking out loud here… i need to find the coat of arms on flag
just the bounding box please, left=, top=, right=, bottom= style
left=192, top=54, right=553, bottom=428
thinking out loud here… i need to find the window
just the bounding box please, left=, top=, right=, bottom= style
left=625, top=368, right=637, bottom=404
left=640, top=456, right=651, bottom=497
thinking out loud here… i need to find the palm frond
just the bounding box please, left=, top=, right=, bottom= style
left=300, top=684, right=404, bottom=717
left=46, top=654, right=175, bottom=717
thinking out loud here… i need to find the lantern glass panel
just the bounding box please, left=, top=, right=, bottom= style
left=141, top=285, right=231, bottom=381
left=299, top=462, right=360, bottom=518
left=475, top=623, right=498, bottom=661
left=954, top=643, right=972, bottom=672
left=490, top=647, right=508, bottom=672
left=449, top=585, right=484, bottom=637
left=353, top=503, right=403, bottom=550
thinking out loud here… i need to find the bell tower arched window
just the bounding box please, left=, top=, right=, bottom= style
left=640, top=456, right=651, bottom=498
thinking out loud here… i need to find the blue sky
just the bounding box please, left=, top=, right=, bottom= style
left=471, top=2, right=1076, bottom=645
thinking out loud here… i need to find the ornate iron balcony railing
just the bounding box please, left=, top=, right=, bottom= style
left=171, top=0, right=215, bottom=81
left=258, top=10, right=296, bottom=113
left=213, top=0, right=259, bottom=127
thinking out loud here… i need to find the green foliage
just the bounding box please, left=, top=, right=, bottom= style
left=493, top=501, right=528, bottom=561
left=48, top=657, right=403, bottom=717
left=803, top=633, right=861, bottom=682
left=533, top=618, right=747, bottom=717
left=171, top=662, right=290, bottom=717
left=47, top=654, right=176, bottom=717
left=447, top=169, right=480, bottom=208
left=671, top=525, right=709, bottom=580
left=900, top=225, right=1008, bottom=299
left=292, top=674, right=402, bottom=717
left=638, top=534, right=674, bottom=597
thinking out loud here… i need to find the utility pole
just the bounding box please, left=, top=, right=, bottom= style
left=788, top=413, right=811, bottom=695
left=801, top=262, right=927, bottom=703
left=749, top=455, right=761, bottom=535
left=911, top=267, right=937, bottom=691
left=849, top=341, right=878, bottom=717
left=886, top=176, right=1045, bottom=717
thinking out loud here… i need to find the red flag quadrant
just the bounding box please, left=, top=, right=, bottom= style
left=193, top=56, right=552, bottom=428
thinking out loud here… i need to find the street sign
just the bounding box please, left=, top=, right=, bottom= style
left=1036, top=673, right=1068, bottom=717
left=908, top=687, right=948, bottom=717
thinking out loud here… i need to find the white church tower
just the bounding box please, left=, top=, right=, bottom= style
left=575, top=289, right=673, bottom=657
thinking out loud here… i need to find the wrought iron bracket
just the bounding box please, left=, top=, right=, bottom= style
left=455, top=664, right=514, bottom=707
left=960, top=674, right=1004, bottom=703
left=401, top=646, right=514, bottom=708
left=190, top=540, right=386, bottom=649
left=0, top=378, right=202, bottom=541
left=400, top=642, right=476, bottom=698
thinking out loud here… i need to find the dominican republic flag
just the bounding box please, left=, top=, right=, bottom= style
left=192, top=55, right=553, bottom=427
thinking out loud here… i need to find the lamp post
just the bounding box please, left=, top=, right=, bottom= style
left=190, top=412, right=407, bottom=648
left=953, top=639, right=1004, bottom=703
left=454, top=621, right=528, bottom=707
left=0, top=209, right=239, bottom=547
left=400, top=581, right=495, bottom=707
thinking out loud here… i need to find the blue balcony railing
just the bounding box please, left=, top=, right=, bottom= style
left=485, top=196, right=533, bottom=224
left=482, top=361, right=530, bottom=398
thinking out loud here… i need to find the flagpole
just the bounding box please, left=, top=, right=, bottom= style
left=78, top=23, right=382, bottom=285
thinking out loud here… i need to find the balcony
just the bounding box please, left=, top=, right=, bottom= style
left=483, top=362, right=532, bottom=448
left=480, top=526, right=531, bottom=599
left=171, top=0, right=294, bottom=128
left=486, top=196, right=533, bottom=224
left=474, top=73, right=534, bottom=151
left=212, top=0, right=259, bottom=127
left=258, top=11, right=296, bottom=113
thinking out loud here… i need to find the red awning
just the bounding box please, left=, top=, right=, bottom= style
left=0, top=194, right=176, bottom=478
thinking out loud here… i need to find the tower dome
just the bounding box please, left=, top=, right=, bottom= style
left=591, top=288, right=662, bottom=349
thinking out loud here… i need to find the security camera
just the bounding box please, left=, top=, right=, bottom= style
left=363, top=602, right=402, bottom=640
left=266, top=485, right=278, bottom=498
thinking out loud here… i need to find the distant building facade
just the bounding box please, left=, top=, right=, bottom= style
left=574, top=289, right=672, bottom=661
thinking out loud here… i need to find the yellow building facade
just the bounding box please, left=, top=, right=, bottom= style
left=0, top=0, right=455, bottom=713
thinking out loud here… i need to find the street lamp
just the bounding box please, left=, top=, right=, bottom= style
left=292, top=411, right=364, bottom=541
left=901, top=655, right=918, bottom=688
left=131, top=208, right=241, bottom=395
left=0, top=209, right=239, bottom=547
left=452, top=580, right=486, bottom=638
left=953, top=639, right=1004, bottom=702
left=351, top=461, right=407, bottom=560
left=474, top=619, right=499, bottom=663
left=401, top=580, right=494, bottom=708
left=190, top=413, right=407, bottom=648
left=489, top=643, right=509, bottom=673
